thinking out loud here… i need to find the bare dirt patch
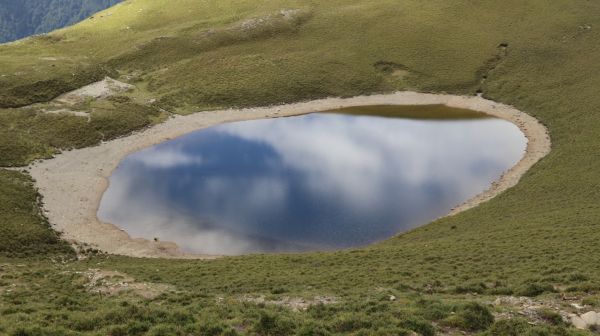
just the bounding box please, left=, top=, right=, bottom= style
left=491, top=295, right=600, bottom=330
left=80, top=269, right=174, bottom=299
left=239, top=295, right=339, bottom=311
left=20, top=77, right=135, bottom=118
left=56, top=77, right=134, bottom=105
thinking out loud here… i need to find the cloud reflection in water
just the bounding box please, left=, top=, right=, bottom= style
left=98, top=111, right=526, bottom=255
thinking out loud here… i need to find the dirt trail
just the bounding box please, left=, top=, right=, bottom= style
left=27, top=91, right=551, bottom=258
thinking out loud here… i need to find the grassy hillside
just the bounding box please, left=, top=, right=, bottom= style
left=1, top=0, right=600, bottom=334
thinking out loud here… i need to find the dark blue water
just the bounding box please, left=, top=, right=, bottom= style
left=98, top=107, right=526, bottom=255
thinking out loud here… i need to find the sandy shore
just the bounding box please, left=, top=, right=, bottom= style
left=27, top=92, right=551, bottom=258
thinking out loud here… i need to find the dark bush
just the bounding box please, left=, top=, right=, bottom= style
left=537, top=308, right=565, bottom=326
left=126, top=321, right=151, bottom=335
left=332, top=313, right=373, bottom=333
left=444, top=302, right=494, bottom=332
left=108, top=325, right=128, bottom=336
left=297, top=322, right=331, bottom=336
left=517, top=282, right=555, bottom=297
left=483, top=319, right=571, bottom=336
left=398, top=317, right=435, bottom=336
left=483, top=319, right=529, bottom=336
left=253, top=312, right=295, bottom=336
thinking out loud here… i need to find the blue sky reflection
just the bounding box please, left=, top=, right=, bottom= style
left=98, top=111, right=526, bottom=255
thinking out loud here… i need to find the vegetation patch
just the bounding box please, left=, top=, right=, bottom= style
left=0, top=170, right=71, bottom=258
left=0, top=0, right=599, bottom=333
left=79, top=269, right=175, bottom=299
left=442, top=302, right=495, bottom=331
left=240, top=295, right=338, bottom=312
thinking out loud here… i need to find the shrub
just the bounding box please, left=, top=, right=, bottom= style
left=198, top=322, right=236, bottom=336
left=126, top=321, right=151, bottom=335
left=11, top=326, right=73, bottom=336
left=567, top=273, right=589, bottom=282
left=270, top=287, right=287, bottom=294
left=482, top=319, right=572, bottom=336
left=332, top=313, right=372, bottom=333
left=107, top=326, right=128, bottom=336
left=582, top=295, right=600, bottom=308
left=537, top=308, right=565, bottom=326
left=253, top=312, right=295, bottom=336
left=398, top=317, right=435, bottom=336
left=516, top=282, right=555, bottom=297
left=297, top=322, right=331, bottom=336
left=308, top=303, right=339, bottom=320
left=483, top=319, right=529, bottom=336
left=418, top=300, right=453, bottom=320
left=148, top=325, right=179, bottom=336
left=70, top=314, right=102, bottom=332
left=452, top=282, right=487, bottom=294
left=369, top=328, right=414, bottom=336
left=444, top=302, right=494, bottom=331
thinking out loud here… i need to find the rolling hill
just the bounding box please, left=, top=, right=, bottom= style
left=0, top=0, right=599, bottom=334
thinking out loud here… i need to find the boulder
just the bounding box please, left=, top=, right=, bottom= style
left=581, top=311, right=599, bottom=326
left=571, top=315, right=588, bottom=329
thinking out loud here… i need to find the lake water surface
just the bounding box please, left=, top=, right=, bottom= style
left=98, top=105, right=527, bottom=255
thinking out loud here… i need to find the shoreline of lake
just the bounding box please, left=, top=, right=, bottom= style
left=27, top=92, right=551, bottom=258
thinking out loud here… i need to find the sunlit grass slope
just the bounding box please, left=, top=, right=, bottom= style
left=0, top=0, right=532, bottom=109
left=1, top=0, right=600, bottom=334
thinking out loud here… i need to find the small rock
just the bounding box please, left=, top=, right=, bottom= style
left=571, top=303, right=584, bottom=309
left=571, top=316, right=588, bottom=330
left=581, top=311, right=598, bottom=326
left=389, top=295, right=396, bottom=301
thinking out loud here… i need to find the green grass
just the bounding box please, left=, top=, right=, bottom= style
left=0, top=170, right=71, bottom=257
left=1, top=0, right=600, bottom=334
left=0, top=97, right=164, bottom=166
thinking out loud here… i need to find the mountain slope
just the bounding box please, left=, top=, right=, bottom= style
left=0, top=0, right=599, bottom=334
left=0, top=0, right=120, bottom=43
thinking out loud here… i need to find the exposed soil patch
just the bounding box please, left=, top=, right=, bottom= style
left=18, top=77, right=136, bottom=118
left=235, top=9, right=309, bottom=32
left=80, top=269, right=174, bottom=299
left=194, top=8, right=312, bottom=47
left=239, top=295, right=339, bottom=311
left=491, top=295, right=600, bottom=330
left=56, top=77, right=134, bottom=104
left=492, top=296, right=572, bottom=323
left=36, top=108, right=89, bottom=118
